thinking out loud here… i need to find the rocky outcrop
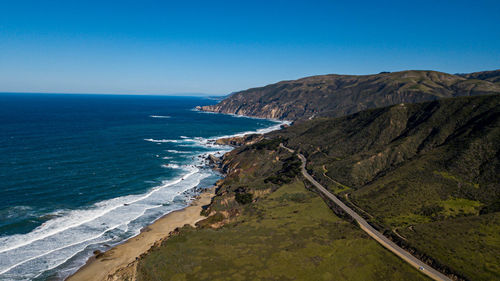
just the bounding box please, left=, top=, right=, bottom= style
left=215, top=134, right=263, bottom=147
left=205, top=134, right=265, bottom=171
left=207, top=154, right=221, bottom=167
left=199, top=70, right=500, bottom=121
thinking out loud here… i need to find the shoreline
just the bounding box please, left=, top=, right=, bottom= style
left=193, top=107, right=292, bottom=125
left=66, top=116, right=288, bottom=281
left=67, top=187, right=216, bottom=281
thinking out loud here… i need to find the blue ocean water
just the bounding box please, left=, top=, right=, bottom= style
left=0, top=93, right=281, bottom=280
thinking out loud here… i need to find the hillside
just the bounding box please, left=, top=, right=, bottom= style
left=133, top=95, right=499, bottom=281
left=136, top=138, right=427, bottom=281
left=272, top=95, right=500, bottom=280
left=199, top=70, right=500, bottom=120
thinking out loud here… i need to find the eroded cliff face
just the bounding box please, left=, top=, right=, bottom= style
left=214, top=133, right=263, bottom=146
left=199, top=70, right=500, bottom=121
left=198, top=103, right=289, bottom=120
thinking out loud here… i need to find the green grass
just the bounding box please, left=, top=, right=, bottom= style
left=311, top=165, right=351, bottom=194
left=433, top=171, right=480, bottom=189
left=137, top=181, right=428, bottom=281
left=440, top=197, right=482, bottom=217
left=385, top=213, right=430, bottom=228
left=400, top=213, right=500, bottom=281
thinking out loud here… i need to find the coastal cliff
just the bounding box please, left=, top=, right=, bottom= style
left=199, top=70, right=500, bottom=120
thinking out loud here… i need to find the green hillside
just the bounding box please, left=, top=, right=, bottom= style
left=136, top=141, right=427, bottom=281
left=273, top=95, right=500, bottom=280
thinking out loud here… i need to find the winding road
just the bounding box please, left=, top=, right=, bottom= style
left=280, top=144, right=451, bottom=281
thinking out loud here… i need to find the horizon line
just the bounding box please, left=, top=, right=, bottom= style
left=2, top=68, right=498, bottom=97
left=0, top=91, right=227, bottom=97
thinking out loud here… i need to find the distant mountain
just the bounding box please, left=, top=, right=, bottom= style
left=206, top=95, right=229, bottom=101
left=456, top=69, right=500, bottom=83
left=199, top=70, right=500, bottom=120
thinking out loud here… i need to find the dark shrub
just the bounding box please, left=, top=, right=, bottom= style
left=235, top=192, right=253, bottom=204
left=251, top=138, right=281, bottom=150
left=479, top=200, right=500, bottom=215
left=418, top=204, right=444, bottom=217
left=264, top=154, right=301, bottom=185
left=196, top=212, right=225, bottom=228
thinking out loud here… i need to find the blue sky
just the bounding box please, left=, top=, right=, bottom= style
left=1, top=0, right=499, bottom=95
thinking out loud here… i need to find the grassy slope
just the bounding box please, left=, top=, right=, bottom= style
left=272, top=95, right=500, bottom=280
left=136, top=147, right=427, bottom=281
left=352, top=154, right=500, bottom=280
left=400, top=213, right=500, bottom=280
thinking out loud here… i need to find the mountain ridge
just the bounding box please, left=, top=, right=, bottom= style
left=199, top=70, right=500, bottom=120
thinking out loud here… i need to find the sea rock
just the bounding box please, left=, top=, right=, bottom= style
left=207, top=154, right=222, bottom=169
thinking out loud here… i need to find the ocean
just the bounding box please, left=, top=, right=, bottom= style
left=0, top=93, right=282, bottom=280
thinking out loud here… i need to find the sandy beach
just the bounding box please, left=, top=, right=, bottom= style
left=67, top=187, right=215, bottom=281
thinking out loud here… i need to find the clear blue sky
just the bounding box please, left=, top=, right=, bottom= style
left=1, top=0, right=499, bottom=95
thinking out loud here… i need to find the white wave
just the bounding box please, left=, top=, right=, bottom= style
left=161, top=164, right=182, bottom=169
left=149, top=115, right=171, bottom=119
left=166, top=150, right=191, bottom=154
left=29, top=203, right=165, bottom=280
left=213, top=121, right=289, bottom=140
left=144, top=138, right=178, bottom=143
left=191, top=110, right=290, bottom=142
left=0, top=221, right=126, bottom=276
left=158, top=119, right=287, bottom=157
left=0, top=166, right=208, bottom=279
left=175, top=120, right=288, bottom=151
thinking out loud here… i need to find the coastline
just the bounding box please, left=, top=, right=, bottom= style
left=193, top=107, right=291, bottom=125
left=66, top=115, right=288, bottom=281
left=67, top=187, right=216, bottom=281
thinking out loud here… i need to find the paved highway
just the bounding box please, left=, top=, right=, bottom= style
left=280, top=144, right=451, bottom=281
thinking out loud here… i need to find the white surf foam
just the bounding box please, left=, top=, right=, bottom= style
left=149, top=115, right=171, bottom=119
left=214, top=121, right=289, bottom=140
left=144, top=138, right=179, bottom=143
left=0, top=166, right=208, bottom=279
left=166, top=150, right=191, bottom=154
left=161, top=163, right=182, bottom=169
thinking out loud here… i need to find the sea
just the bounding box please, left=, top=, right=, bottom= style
left=0, top=93, right=282, bottom=280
